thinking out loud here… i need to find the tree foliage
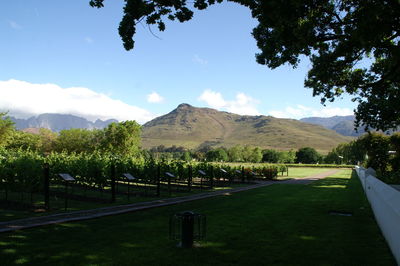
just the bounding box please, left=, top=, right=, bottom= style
left=6, top=130, right=42, bottom=151
left=0, top=112, right=15, bottom=146
left=296, top=147, right=322, bottom=164
left=206, top=147, right=228, bottom=162
left=101, top=121, right=142, bottom=156
left=262, top=149, right=280, bottom=163
left=360, top=132, right=391, bottom=174
left=91, top=0, right=400, bottom=131
left=54, top=128, right=99, bottom=153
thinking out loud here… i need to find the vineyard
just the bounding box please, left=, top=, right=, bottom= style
left=0, top=149, right=287, bottom=212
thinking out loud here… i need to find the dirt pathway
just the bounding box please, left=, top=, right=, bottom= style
left=0, top=169, right=343, bottom=233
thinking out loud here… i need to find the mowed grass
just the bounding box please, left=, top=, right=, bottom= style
left=0, top=169, right=395, bottom=265
left=284, top=167, right=340, bottom=179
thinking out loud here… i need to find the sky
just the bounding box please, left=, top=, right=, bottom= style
left=0, top=0, right=357, bottom=124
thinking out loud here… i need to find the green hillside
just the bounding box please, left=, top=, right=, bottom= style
left=141, top=104, right=353, bottom=153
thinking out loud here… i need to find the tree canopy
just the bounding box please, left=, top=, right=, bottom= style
left=90, top=0, right=400, bottom=131
left=0, top=112, right=15, bottom=146
left=295, top=147, right=321, bottom=164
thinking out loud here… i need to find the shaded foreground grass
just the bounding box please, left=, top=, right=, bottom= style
left=0, top=170, right=395, bottom=265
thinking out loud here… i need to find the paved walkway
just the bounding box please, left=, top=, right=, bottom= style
left=0, top=169, right=341, bottom=233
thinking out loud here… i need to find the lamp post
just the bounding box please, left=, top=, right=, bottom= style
left=338, top=155, right=343, bottom=165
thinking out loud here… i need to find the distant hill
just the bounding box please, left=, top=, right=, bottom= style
left=300, top=115, right=366, bottom=136
left=9, top=113, right=118, bottom=132
left=141, top=104, right=352, bottom=153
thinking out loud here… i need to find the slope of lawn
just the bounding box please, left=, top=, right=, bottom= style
left=0, top=169, right=395, bottom=265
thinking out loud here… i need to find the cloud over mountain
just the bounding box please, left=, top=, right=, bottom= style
left=0, top=79, right=155, bottom=124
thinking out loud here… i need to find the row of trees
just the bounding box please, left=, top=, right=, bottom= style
left=149, top=145, right=323, bottom=165
left=0, top=113, right=141, bottom=156
left=325, top=132, right=400, bottom=182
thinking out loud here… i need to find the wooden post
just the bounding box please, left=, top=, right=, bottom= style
left=43, top=163, right=50, bottom=210
left=188, top=165, right=192, bottom=192
left=241, top=166, right=245, bottom=183
left=210, top=165, right=214, bottom=188
left=156, top=165, right=161, bottom=197
left=168, top=173, right=171, bottom=196
left=111, top=163, right=116, bottom=203
left=65, top=181, right=68, bottom=211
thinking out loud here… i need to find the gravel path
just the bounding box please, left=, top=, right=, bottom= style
left=0, top=169, right=342, bottom=233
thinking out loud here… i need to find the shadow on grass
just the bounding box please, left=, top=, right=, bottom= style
left=0, top=170, right=395, bottom=265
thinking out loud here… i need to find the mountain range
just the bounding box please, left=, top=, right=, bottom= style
left=7, top=105, right=358, bottom=153
left=300, top=115, right=365, bottom=137
left=140, top=104, right=352, bottom=153
left=9, top=113, right=117, bottom=132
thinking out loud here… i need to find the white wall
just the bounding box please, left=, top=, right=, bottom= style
left=355, top=166, right=400, bottom=265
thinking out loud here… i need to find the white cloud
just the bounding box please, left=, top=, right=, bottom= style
left=147, top=92, right=164, bottom=103
left=0, top=79, right=156, bottom=124
left=8, top=20, right=22, bottom=30
left=198, top=90, right=226, bottom=109
left=198, top=89, right=260, bottom=115
left=268, top=105, right=354, bottom=119
left=84, top=37, right=94, bottom=44
left=193, top=54, right=208, bottom=65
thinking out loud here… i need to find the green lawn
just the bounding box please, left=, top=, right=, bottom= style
left=283, top=167, right=340, bottom=179
left=0, top=169, right=395, bottom=265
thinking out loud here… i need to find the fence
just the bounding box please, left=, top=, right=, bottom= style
left=355, top=166, right=400, bottom=264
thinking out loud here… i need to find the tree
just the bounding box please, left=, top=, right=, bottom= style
left=91, top=0, right=400, bottom=131
left=181, top=150, right=192, bottom=162
left=5, top=130, right=42, bottom=151
left=227, top=145, right=243, bottom=162
left=262, top=149, right=280, bottom=163
left=360, top=132, right=391, bottom=174
left=54, top=128, right=98, bottom=153
left=102, top=121, right=141, bottom=156
left=280, top=150, right=296, bottom=163
left=249, top=147, right=263, bottom=163
left=296, top=147, right=321, bottom=164
left=206, top=148, right=228, bottom=162
left=390, top=133, right=400, bottom=172
left=38, top=128, right=58, bottom=153
left=0, top=112, right=15, bottom=146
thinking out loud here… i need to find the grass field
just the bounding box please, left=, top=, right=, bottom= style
left=284, top=167, right=338, bottom=179
left=0, top=169, right=395, bottom=265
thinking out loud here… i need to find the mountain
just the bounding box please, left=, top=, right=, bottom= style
left=141, top=104, right=352, bottom=153
left=9, top=113, right=118, bottom=132
left=300, top=115, right=365, bottom=136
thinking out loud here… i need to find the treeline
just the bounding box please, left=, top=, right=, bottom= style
left=325, top=132, right=400, bottom=182
left=0, top=113, right=141, bottom=156
left=149, top=145, right=328, bottom=165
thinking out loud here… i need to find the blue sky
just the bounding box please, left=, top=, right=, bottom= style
left=0, top=0, right=357, bottom=124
